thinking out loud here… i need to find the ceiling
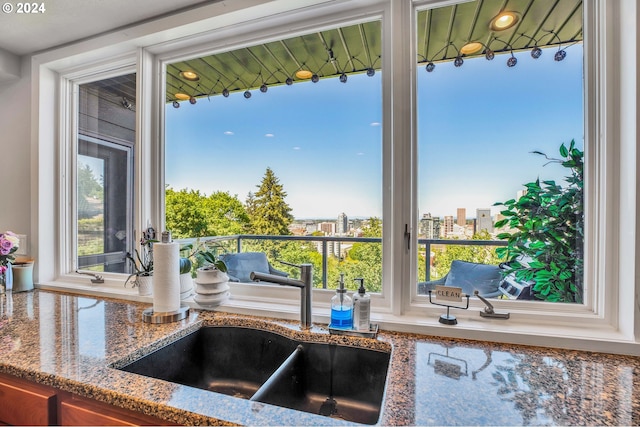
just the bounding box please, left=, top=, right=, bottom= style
left=167, top=0, right=583, bottom=103
left=0, top=0, right=213, bottom=56
left=28, top=0, right=582, bottom=105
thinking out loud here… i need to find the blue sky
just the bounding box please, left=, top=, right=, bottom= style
left=165, top=44, right=583, bottom=220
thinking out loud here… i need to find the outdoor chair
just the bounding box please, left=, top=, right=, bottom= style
left=220, top=252, right=289, bottom=283
left=418, top=260, right=505, bottom=299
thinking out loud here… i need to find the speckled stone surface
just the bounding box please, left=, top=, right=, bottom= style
left=0, top=289, right=639, bottom=426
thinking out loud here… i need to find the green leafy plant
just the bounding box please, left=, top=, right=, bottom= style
left=179, top=256, right=192, bottom=275
left=494, top=140, right=583, bottom=303
left=191, top=239, right=228, bottom=273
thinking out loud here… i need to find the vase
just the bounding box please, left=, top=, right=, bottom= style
left=11, top=262, right=34, bottom=293
left=179, top=273, right=193, bottom=299
left=136, top=275, right=153, bottom=296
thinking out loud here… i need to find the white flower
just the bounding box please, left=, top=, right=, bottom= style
left=4, top=233, right=19, bottom=249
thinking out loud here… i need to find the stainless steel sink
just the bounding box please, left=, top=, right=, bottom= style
left=116, top=326, right=390, bottom=424
left=118, top=327, right=298, bottom=399
left=250, top=340, right=390, bottom=424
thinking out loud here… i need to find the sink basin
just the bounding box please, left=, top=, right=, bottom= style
left=118, top=326, right=298, bottom=399
left=116, top=326, right=390, bottom=424
left=250, top=341, right=390, bottom=424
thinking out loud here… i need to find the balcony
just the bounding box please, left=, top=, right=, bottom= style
left=177, top=234, right=507, bottom=294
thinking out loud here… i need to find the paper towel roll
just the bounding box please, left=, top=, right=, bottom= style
left=153, top=242, right=180, bottom=313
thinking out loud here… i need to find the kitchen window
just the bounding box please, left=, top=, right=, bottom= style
left=414, top=0, right=585, bottom=306
left=38, top=0, right=638, bottom=350
left=163, top=20, right=384, bottom=295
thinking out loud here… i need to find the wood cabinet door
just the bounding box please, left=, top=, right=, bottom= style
left=59, top=392, right=179, bottom=426
left=0, top=373, right=57, bottom=426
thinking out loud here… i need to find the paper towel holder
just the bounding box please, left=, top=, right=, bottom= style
left=142, top=229, right=189, bottom=323
left=142, top=305, right=190, bottom=324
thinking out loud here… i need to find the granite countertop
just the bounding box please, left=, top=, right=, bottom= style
left=0, top=289, right=639, bottom=426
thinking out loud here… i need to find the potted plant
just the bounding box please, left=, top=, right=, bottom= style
left=178, top=244, right=194, bottom=297
left=0, top=231, right=19, bottom=293
left=125, top=227, right=156, bottom=295
left=494, top=141, right=583, bottom=303
left=192, top=240, right=228, bottom=283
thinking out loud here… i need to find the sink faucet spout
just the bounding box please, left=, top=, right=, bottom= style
left=250, top=264, right=313, bottom=329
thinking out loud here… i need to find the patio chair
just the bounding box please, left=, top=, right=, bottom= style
left=417, top=260, right=504, bottom=299
left=219, top=252, right=289, bottom=283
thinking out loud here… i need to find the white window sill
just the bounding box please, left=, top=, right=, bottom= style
left=38, top=280, right=640, bottom=356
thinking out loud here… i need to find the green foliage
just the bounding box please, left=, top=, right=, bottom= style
left=191, top=240, right=228, bottom=273
left=77, top=216, right=104, bottom=256
left=179, top=257, right=192, bottom=275
left=431, top=230, right=502, bottom=280
left=343, top=217, right=382, bottom=292
left=494, top=141, right=583, bottom=303
left=248, top=168, right=293, bottom=235
left=77, top=163, right=104, bottom=219
left=166, top=187, right=250, bottom=238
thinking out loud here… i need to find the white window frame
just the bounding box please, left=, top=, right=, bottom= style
left=31, top=0, right=640, bottom=354
left=151, top=1, right=395, bottom=316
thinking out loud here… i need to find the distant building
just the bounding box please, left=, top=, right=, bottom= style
left=318, top=222, right=335, bottom=235
left=443, top=215, right=454, bottom=238
left=476, top=208, right=493, bottom=233
left=457, top=208, right=466, bottom=226
left=420, top=213, right=441, bottom=240
left=337, top=212, right=348, bottom=235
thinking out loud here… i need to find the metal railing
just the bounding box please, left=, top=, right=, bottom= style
left=421, top=238, right=507, bottom=282
left=181, top=234, right=507, bottom=288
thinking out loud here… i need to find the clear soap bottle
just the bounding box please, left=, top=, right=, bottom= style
left=330, top=273, right=353, bottom=329
left=352, top=278, right=371, bottom=331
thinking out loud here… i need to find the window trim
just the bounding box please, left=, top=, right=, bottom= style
left=153, top=2, right=395, bottom=312
left=32, top=0, right=640, bottom=354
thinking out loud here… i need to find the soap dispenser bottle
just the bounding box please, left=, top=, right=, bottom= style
left=352, top=278, right=371, bottom=331
left=330, top=273, right=353, bottom=329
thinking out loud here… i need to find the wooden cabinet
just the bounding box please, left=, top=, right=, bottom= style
left=0, top=373, right=178, bottom=426
left=58, top=392, right=178, bottom=426
left=0, top=373, right=57, bottom=425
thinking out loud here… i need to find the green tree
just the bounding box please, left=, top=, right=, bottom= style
left=165, top=187, right=250, bottom=238
left=494, top=141, right=583, bottom=303
left=77, top=163, right=103, bottom=219
left=205, top=191, right=251, bottom=236
left=431, top=230, right=502, bottom=280
left=166, top=188, right=209, bottom=238
left=249, top=167, right=293, bottom=235
left=344, top=217, right=383, bottom=292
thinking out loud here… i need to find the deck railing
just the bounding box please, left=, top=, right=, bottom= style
left=178, top=234, right=507, bottom=289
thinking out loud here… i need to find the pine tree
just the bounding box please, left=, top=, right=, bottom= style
left=249, top=167, right=293, bottom=235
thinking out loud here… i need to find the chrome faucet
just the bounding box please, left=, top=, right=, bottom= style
left=250, top=262, right=313, bottom=329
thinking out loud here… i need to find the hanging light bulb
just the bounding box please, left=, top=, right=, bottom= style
left=260, top=83, right=268, bottom=93
left=554, top=49, right=567, bottom=61
left=172, top=101, right=180, bottom=108
left=454, top=56, right=464, bottom=67
left=222, top=88, right=230, bottom=97
left=189, top=96, right=197, bottom=104
left=485, top=49, right=495, bottom=60
left=366, top=67, right=375, bottom=77
left=425, top=62, right=435, bottom=72
left=285, top=77, right=293, bottom=85
left=311, top=74, right=319, bottom=83
left=531, top=46, right=542, bottom=59
left=339, top=72, right=348, bottom=83
left=507, top=55, right=517, bottom=67
left=244, top=90, right=252, bottom=99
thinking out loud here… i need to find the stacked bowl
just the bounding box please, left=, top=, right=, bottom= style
left=193, top=266, right=230, bottom=308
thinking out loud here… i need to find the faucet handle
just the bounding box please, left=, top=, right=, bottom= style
left=276, top=260, right=313, bottom=277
